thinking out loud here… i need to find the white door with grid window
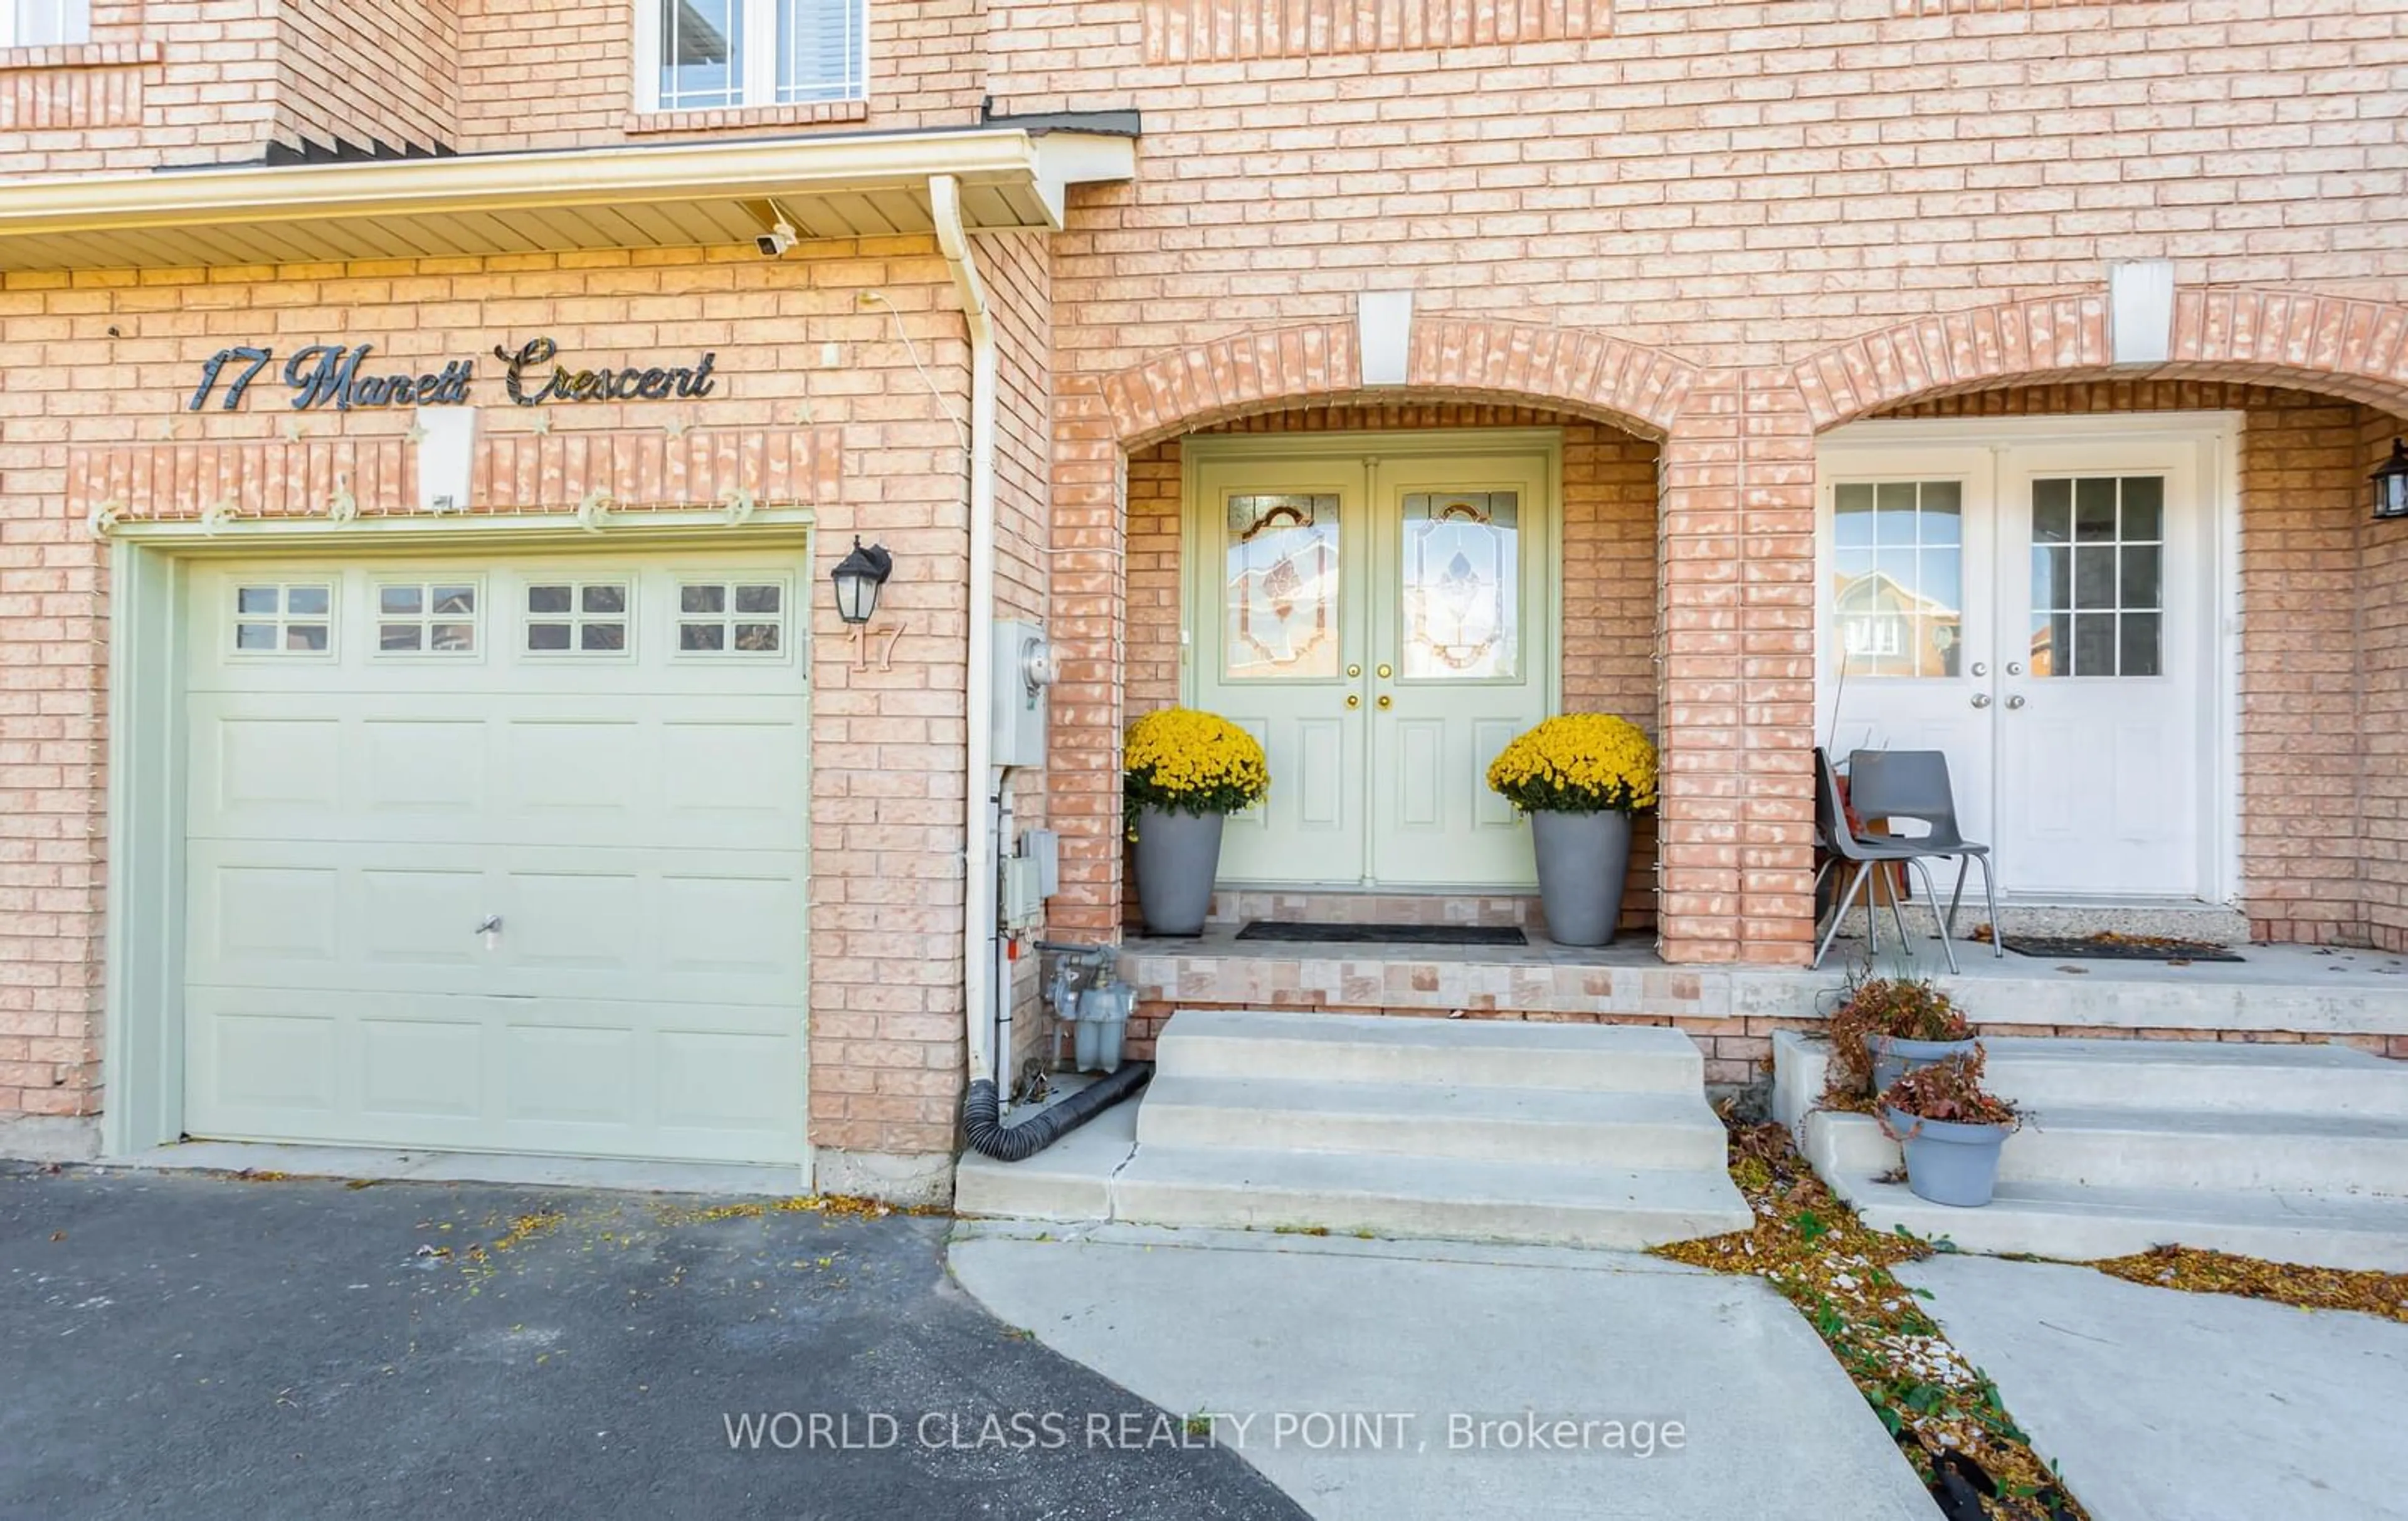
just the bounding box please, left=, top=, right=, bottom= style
left=180, top=551, right=810, bottom=1165
left=1818, top=425, right=2223, bottom=903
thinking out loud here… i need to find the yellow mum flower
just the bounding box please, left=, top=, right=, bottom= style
left=1485, top=713, right=1658, bottom=814
left=1125, top=707, right=1271, bottom=819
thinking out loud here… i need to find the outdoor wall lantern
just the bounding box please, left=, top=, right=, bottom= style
left=832, top=536, right=892, bottom=624
left=2374, top=438, right=2408, bottom=522
left=831, top=536, right=897, bottom=669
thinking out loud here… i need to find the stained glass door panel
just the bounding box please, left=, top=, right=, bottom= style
left=1224, top=493, right=1342, bottom=680
left=1399, top=491, right=1520, bottom=680
left=1190, top=458, right=1370, bottom=887
left=1369, top=459, right=1553, bottom=888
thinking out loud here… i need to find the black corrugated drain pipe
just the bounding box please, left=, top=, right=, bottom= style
left=962, top=1063, right=1153, bottom=1162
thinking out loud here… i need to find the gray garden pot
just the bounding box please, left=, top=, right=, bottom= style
left=1133, top=806, right=1225, bottom=937
left=1530, top=809, right=1633, bottom=948
left=1869, top=1034, right=1980, bottom=1096
left=1886, top=1108, right=2012, bottom=1208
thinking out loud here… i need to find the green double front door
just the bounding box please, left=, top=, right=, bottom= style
left=1185, top=433, right=1559, bottom=890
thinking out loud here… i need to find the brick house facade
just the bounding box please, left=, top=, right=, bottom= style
left=0, top=0, right=2402, bottom=1196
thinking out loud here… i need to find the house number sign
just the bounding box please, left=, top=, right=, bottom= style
left=184, top=336, right=720, bottom=412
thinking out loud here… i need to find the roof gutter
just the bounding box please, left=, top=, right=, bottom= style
left=0, top=128, right=1082, bottom=238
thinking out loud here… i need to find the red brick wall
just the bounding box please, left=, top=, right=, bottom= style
left=2362, top=411, right=2408, bottom=952
left=0, top=239, right=983, bottom=1163
left=1019, top=0, right=2408, bottom=963
left=454, top=0, right=985, bottom=151
left=275, top=0, right=458, bottom=155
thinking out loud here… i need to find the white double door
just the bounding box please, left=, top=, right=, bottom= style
left=1818, top=423, right=2229, bottom=902
left=1186, top=436, right=1558, bottom=889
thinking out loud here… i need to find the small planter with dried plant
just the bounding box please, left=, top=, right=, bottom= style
left=1879, top=1048, right=2025, bottom=1208
left=1821, top=971, right=1978, bottom=1106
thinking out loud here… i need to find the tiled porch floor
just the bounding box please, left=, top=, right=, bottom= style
left=1116, top=930, right=2408, bottom=1040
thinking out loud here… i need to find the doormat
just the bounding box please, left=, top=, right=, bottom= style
left=1234, top=922, right=1529, bottom=947
left=1997, top=933, right=2244, bottom=963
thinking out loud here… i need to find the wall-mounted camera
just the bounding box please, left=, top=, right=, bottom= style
left=755, top=220, right=797, bottom=259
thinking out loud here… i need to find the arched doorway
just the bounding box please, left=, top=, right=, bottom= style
left=1793, top=290, right=2408, bottom=945
left=1052, top=319, right=1701, bottom=944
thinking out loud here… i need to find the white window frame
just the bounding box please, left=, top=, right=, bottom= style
left=0, top=0, right=92, bottom=48
left=521, top=576, right=637, bottom=660
left=370, top=576, right=485, bottom=660
left=634, top=0, right=868, bottom=114
left=672, top=575, right=793, bottom=660
left=230, top=581, right=337, bottom=660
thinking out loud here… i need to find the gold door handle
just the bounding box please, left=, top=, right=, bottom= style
left=1376, top=694, right=1392, bottom=710
left=1346, top=694, right=1360, bottom=709
left=1346, top=663, right=1361, bottom=678
left=1376, top=663, right=1393, bottom=679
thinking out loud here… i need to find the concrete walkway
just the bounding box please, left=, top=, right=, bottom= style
left=1900, top=1256, right=2408, bottom=1521
left=949, top=1222, right=1936, bottom=1521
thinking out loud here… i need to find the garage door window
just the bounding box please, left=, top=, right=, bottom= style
left=525, top=581, right=633, bottom=655
left=375, top=581, right=481, bottom=655
left=678, top=578, right=787, bottom=655
left=232, top=582, right=334, bottom=655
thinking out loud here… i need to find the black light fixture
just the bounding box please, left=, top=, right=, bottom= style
left=2375, top=438, right=2408, bottom=522
left=830, top=536, right=893, bottom=624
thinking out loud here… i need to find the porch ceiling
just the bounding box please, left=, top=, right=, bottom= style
left=0, top=129, right=1136, bottom=271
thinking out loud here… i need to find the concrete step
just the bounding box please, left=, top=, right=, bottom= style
left=1825, top=1172, right=2408, bottom=1273
left=1773, top=1030, right=2408, bottom=1121
left=1982, top=1038, right=2408, bottom=1117
left=1134, top=1075, right=1728, bottom=1169
left=1108, top=1144, right=1754, bottom=1250
left=1154, top=1009, right=1704, bottom=1093
left=954, top=1090, right=1139, bottom=1223
left=1773, top=1027, right=2408, bottom=1270
left=1803, top=1105, right=2408, bottom=1197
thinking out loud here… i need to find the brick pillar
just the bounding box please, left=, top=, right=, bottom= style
left=1656, top=369, right=1816, bottom=966
left=1046, top=373, right=1127, bottom=940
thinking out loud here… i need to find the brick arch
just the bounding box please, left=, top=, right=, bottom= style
left=1793, top=288, right=2408, bottom=429
left=1099, top=318, right=1703, bottom=449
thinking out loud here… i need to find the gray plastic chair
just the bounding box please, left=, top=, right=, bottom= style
left=1839, top=748, right=2003, bottom=971
left=1812, top=748, right=1952, bottom=969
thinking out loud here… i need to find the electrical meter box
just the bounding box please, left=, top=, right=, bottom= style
left=998, top=856, right=1046, bottom=931
left=991, top=619, right=1056, bottom=769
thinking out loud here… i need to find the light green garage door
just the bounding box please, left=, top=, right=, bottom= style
left=180, top=550, right=810, bottom=1166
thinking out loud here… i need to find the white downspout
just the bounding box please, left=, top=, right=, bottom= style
left=932, top=173, right=1001, bottom=1090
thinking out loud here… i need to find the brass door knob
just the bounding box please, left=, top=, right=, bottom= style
left=1376, top=694, right=1393, bottom=710
left=1376, top=663, right=1393, bottom=679
left=1346, top=663, right=1361, bottom=678
left=1346, top=694, right=1360, bottom=709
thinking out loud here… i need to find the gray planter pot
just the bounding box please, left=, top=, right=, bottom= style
left=1886, top=1108, right=2012, bottom=1208
left=1133, top=806, right=1225, bottom=937
left=1529, top=809, right=1633, bottom=948
left=1869, top=1034, right=1980, bottom=1096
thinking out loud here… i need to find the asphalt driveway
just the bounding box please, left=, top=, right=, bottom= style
left=0, top=1163, right=1305, bottom=1521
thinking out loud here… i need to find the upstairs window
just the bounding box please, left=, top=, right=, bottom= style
left=1, top=0, right=91, bottom=47
left=645, top=0, right=866, bottom=112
